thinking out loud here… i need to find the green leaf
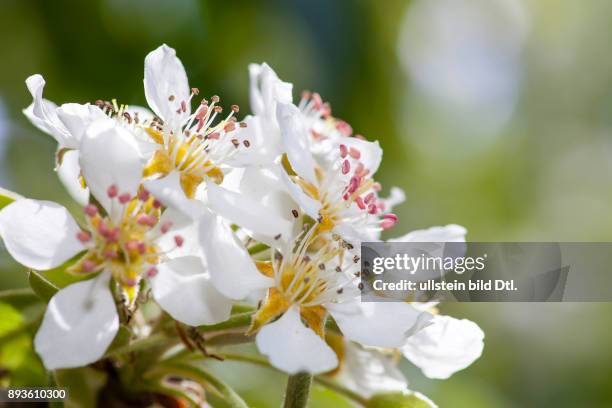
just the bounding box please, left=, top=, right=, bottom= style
left=0, top=187, right=22, bottom=210
left=28, top=270, right=59, bottom=302
left=54, top=366, right=108, bottom=408
left=367, top=392, right=436, bottom=408
left=28, top=261, right=93, bottom=302
left=0, top=302, right=47, bottom=387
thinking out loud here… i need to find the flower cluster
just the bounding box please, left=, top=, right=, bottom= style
left=0, top=45, right=484, bottom=405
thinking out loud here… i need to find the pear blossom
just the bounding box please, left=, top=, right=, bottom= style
left=140, top=44, right=257, bottom=200
left=0, top=120, right=233, bottom=369
left=22, top=74, right=157, bottom=205
left=246, top=226, right=433, bottom=374
left=402, top=314, right=485, bottom=379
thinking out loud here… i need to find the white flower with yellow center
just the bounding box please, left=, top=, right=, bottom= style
left=0, top=119, right=236, bottom=369
left=140, top=45, right=260, bottom=200
left=22, top=74, right=158, bottom=206
left=243, top=227, right=432, bottom=374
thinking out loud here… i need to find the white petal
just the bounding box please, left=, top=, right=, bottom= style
left=144, top=44, right=190, bottom=125
left=56, top=103, right=106, bottom=145
left=0, top=199, right=84, bottom=270
left=154, top=208, right=201, bottom=258
left=34, top=273, right=119, bottom=369
left=391, top=224, right=467, bottom=242
left=144, top=171, right=206, bottom=219
left=382, top=187, right=406, bottom=211
left=79, top=119, right=144, bottom=217
left=279, top=168, right=321, bottom=220
left=206, top=173, right=294, bottom=245
left=199, top=210, right=273, bottom=299
left=402, top=315, right=484, bottom=379
left=249, top=63, right=293, bottom=118
left=336, top=341, right=408, bottom=398
left=23, top=75, right=72, bottom=147
left=151, top=256, right=232, bottom=326
left=328, top=301, right=433, bottom=348
left=338, top=137, right=383, bottom=176
left=256, top=306, right=338, bottom=374
left=224, top=115, right=283, bottom=166
left=276, top=103, right=318, bottom=185
left=57, top=149, right=89, bottom=206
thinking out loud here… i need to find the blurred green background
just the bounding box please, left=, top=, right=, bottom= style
left=1, top=0, right=612, bottom=406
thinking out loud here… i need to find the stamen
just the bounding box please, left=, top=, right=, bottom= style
left=107, top=184, right=118, bottom=198
left=84, top=204, right=98, bottom=217
left=77, top=231, right=91, bottom=243
left=174, top=235, right=184, bottom=247
left=118, top=193, right=132, bottom=204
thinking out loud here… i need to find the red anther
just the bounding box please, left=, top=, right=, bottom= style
left=137, top=242, right=147, bottom=255
left=381, top=218, right=396, bottom=230
left=191, top=87, right=200, bottom=95
left=137, top=214, right=151, bottom=225
left=174, top=235, right=184, bottom=247
left=349, top=147, right=361, bottom=160
left=383, top=213, right=398, bottom=222
left=118, top=193, right=131, bottom=204
left=126, top=240, right=140, bottom=252
left=138, top=189, right=150, bottom=201
left=372, top=182, right=382, bottom=192
left=107, top=184, right=118, bottom=198
left=84, top=204, right=98, bottom=217
left=368, top=204, right=378, bottom=215
left=208, top=132, right=220, bottom=140
left=364, top=192, right=376, bottom=204
left=146, top=266, right=158, bottom=278
left=82, top=259, right=96, bottom=272
left=339, top=144, right=348, bottom=158
left=98, top=221, right=110, bottom=237
left=77, top=231, right=91, bottom=243
left=153, top=199, right=162, bottom=209
left=355, top=196, right=366, bottom=210
left=341, top=160, right=351, bottom=175
left=336, top=120, right=353, bottom=136
left=180, top=100, right=187, bottom=113
left=107, top=228, right=121, bottom=242
left=160, top=222, right=173, bottom=234
left=347, top=176, right=360, bottom=194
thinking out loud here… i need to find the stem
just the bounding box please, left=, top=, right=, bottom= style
left=283, top=372, right=312, bottom=408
